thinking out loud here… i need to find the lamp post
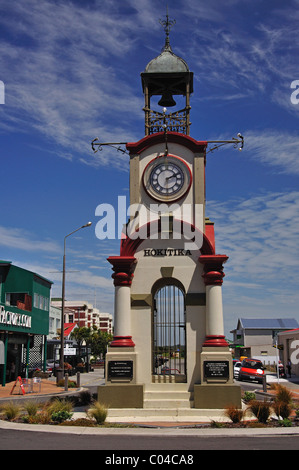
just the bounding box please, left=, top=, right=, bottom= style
left=58, top=222, right=92, bottom=380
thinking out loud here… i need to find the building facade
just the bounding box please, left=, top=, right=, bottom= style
left=0, top=261, right=52, bottom=385
left=231, top=318, right=299, bottom=363
left=51, top=300, right=113, bottom=334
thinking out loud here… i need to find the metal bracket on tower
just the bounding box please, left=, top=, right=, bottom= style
left=91, top=138, right=129, bottom=155
left=91, top=133, right=244, bottom=156
left=206, top=134, right=244, bottom=154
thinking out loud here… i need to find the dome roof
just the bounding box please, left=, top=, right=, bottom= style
left=144, top=44, right=189, bottom=74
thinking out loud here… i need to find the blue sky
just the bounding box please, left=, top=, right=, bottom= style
left=0, top=0, right=298, bottom=337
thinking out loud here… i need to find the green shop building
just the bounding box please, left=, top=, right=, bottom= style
left=0, top=261, right=52, bottom=386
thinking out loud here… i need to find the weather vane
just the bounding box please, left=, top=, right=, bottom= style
left=159, top=6, right=176, bottom=47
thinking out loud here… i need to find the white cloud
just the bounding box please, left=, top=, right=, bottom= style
left=238, top=129, right=299, bottom=175
left=207, top=191, right=299, bottom=287
left=210, top=190, right=299, bottom=334
left=0, top=0, right=297, bottom=168
left=0, top=1, right=144, bottom=165
left=0, top=226, right=60, bottom=253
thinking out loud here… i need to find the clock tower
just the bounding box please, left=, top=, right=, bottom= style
left=98, top=14, right=241, bottom=419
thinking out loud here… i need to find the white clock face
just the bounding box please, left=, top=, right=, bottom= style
left=143, top=155, right=191, bottom=202
left=150, top=162, right=184, bottom=196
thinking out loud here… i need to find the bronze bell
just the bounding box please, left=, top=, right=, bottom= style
left=158, top=91, right=176, bottom=107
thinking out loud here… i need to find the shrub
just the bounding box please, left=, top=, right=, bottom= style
left=274, top=384, right=293, bottom=404
left=243, top=391, right=256, bottom=403
left=51, top=410, right=73, bottom=423
left=247, top=400, right=271, bottom=424
left=273, top=401, right=292, bottom=420
left=56, top=379, right=77, bottom=388
left=224, top=405, right=245, bottom=424
left=23, top=400, right=39, bottom=417
left=44, top=398, right=73, bottom=423
left=87, top=401, right=107, bottom=425
left=78, top=390, right=92, bottom=405
left=277, top=418, right=292, bottom=427
left=210, top=420, right=224, bottom=428
left=47, top=398, right=73, bottom=414
left=1, top=401, right=21, bottom=421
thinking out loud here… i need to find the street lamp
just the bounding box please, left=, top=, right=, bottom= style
left=59, top=222, right=92, bottom=378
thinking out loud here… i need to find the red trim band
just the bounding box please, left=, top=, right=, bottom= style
left=203, top=335, right=229, bottom=347
left=110, top=336, right=135, bottom=347
left=126, top=132, right=207, bottom=155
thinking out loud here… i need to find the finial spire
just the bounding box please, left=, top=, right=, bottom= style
left=159, top=5, right=176, bottom=50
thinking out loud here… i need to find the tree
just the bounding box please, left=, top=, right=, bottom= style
left=70, top=326, right=92, bottom=369
left=91, top=330, right=113, bottom=359
left=70, top=327, right=112, bottom=367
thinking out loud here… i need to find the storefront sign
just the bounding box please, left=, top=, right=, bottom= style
left=144, top=248, right=192, bottom=257
left=108, top=360, right=133, bottom=379
left=204, top=361, right=229, bottom=378
left=64, top=347, right=76, bottom=356
left=0, top=305, right=32, bottom=329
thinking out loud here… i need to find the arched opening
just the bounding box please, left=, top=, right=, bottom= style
left=152, top=279, right=186, bottom=382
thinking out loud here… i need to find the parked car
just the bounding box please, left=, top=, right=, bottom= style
left=46, top=360, right=60, bottom=370
left=238, top=358, right=265, bottom=384
left=233, top=361, right=242, bottom=378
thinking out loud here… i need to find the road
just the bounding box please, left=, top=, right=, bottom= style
left=1, top=427, right=299, bottom=451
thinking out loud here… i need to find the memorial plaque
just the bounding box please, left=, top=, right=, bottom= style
left=204, top=361, right=229, bottom=378
left=108, top=360, right=133, bottom=379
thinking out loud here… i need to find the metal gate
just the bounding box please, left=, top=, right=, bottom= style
left=152, top=284, right=186, bottom=382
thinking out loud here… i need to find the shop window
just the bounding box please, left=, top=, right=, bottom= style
left=5, top=292, right=32, bottom=311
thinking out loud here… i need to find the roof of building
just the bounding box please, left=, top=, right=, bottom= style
left=63, top=323, right=77, bottom=337
left=238, top=318, right=299, bottom=330
left=0, top=260, right=53, bottom=285
left=144, top=43, right=190, bottom=74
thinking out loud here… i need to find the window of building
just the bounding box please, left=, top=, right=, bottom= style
left=33, top=293, right=49, bottom=311
left=5, top=292, right=32, bottom=311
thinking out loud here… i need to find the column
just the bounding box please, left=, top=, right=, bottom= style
left=199, top=254, right=229, bottom=347
left=107, top=256, right=137, bottom=347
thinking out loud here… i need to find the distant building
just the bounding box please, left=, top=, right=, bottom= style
left=48, top=305, right=61, bottom=340
left=51, top=300, right=113, bottom=335
left=230, top=317, right=299, bottom=363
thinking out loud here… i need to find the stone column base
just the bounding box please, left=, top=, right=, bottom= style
left=98, top=384, right=144, bottom=408
left=194, top=384, right=241, bottom=409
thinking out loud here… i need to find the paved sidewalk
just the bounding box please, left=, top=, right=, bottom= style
left=0, top=378, right=67, bottom=401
